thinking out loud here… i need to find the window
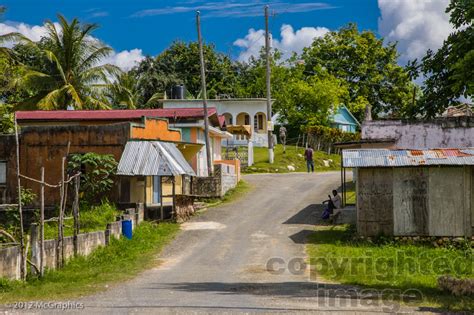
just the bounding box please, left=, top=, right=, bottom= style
left=0, top=162, right=6, bottom=184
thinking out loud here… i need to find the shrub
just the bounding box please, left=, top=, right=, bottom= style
left=68, top=153, right=117, bottom=205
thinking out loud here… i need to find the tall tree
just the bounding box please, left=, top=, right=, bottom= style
left=130, top=41, right=239, bottom=104
left=301, top=24, right=415, bottom=120
left=6, top=14, right=120, bottom=110
left=417, top=0, right=473, bottom=117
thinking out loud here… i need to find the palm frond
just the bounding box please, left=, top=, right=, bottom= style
left=43, top=49, right=67, bottom=83
left=79, top=46, right=114, bottom=72
left=36, top=85, right=69, bottom=110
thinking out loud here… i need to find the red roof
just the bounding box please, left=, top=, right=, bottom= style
left=16, top=108, right=218, bottom=121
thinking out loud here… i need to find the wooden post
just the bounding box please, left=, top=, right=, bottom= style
left=39, top=167, right=45, bottom=277
left=14, top=115, right=26, bottom=280
left=196, top=11, right=213, bottom=176
left=72, top=175, right=80, bottom=256
left=57, top=157, right=66, bottom=268
left=160, top=176, right=164, bottom=221
left=171, top=176, right=176, bottom=220
left=343, top=167, right=346, bottom=207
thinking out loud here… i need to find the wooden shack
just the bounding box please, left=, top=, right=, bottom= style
left=343, top=148, right=474, bottom=237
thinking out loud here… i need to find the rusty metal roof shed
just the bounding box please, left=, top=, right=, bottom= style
left=342, top=148, right=474, bottom=168
left=117, top=141, right=195, bottom=176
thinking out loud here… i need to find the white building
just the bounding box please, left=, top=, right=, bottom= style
left=161, top=98, right=274, bottom=147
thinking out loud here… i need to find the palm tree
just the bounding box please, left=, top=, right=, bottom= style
left=107, top=72, right=163, bottom=109
left=4, top=14, right=120, bottom=110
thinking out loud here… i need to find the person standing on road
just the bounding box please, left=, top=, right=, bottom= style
left=304, top=145, right=314, bottom=173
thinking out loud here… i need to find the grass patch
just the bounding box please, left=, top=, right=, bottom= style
left=199, top=180, right=251, bottom=208
left=43, top=202, right=120, bottom=240
left=306, top=225, right=474, bottom=311
left=242, top=144, right=340, bottom=174
left=344, top=181, right=356, bottom=204
left=0, top=221, right=179, bottom=303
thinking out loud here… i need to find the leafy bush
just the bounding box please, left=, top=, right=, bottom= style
left=0, top=104, right=14, bottom=134
left=306, top=125, right=360, bottom=153
left=68, top=153, right=117, bottom=205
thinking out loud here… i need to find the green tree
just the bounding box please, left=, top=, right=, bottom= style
left=301, top=24, right=416, bottom=119
left=130, top=41, right=240, bottom=104
left=417, top=0, right=473, bottom=117
left=276, top=66, right=349, bottom=127
left=5, top=14, right=120, bottom=110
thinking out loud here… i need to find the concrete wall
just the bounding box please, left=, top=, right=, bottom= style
left=29, top=222, right=121, bottom=272
left=362, top=117, right=474, bottom=149
left=357, top=166, right=472, bottom=237
left=0, top=246, right=21, bottom=280
left=357, top=168, right=394, bottom=236
left=393, top=168, right=429, bottom=235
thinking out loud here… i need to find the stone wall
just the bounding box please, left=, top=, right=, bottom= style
left=362, top=117, right=474, bottom=149
left=191, top=164, right=238, bottom=198
left=0, top=246, right=21, bottom=280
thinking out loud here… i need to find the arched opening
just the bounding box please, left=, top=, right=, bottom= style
left=236, top=112, right=250, bottom=126
left=223, top=113, right=233, bottom=126
left=254, top=112, right=266, bottom=133
left=235, top=112, right=251, bottom=140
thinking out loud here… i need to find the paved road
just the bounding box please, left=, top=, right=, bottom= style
left=50, top=173, right=425, bottom=314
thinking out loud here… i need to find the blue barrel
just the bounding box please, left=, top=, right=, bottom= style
left=122, top=220, right=133, bottom=239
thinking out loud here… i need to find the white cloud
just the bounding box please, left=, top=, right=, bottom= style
left=234, top=24, right=329, bottom=62
left=103, top=49, right=145, bottom=71
left=0, top=21, right=59, bottom=45
left=0, top=21, right=144, bottom=71
left=378, top=0, right=453, bottom=64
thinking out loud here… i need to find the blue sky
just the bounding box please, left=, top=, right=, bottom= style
left=0, top=0, right=453, bottom=70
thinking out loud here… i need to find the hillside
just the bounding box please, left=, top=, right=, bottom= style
left=242, top=144, right=341, bottom=174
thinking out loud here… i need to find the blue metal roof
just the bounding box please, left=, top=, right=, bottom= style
left=117, top=141, right=196, bottom=176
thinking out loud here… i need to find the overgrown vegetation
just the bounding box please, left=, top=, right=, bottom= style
left=306, top=225, right=474, bottom=311
left=68, top=153, right=118, bottom=205
left=43, top=202, right=120, bottom=240
left=0, top=221, right=179, bottom=303
left=243, top=144, right=340, bottom=174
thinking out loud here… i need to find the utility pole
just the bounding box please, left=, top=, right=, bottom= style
left=196, top=10, right=213, bottom=176
left=265, top=5, right=274, bottom=163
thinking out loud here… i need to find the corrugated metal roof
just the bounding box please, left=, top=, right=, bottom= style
left=16, top=108, right=218, bottom=121
left=117, top=141, right=196, bottom=176
left=342, top=148, right=474, bottom=168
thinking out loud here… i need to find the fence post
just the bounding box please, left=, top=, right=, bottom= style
left=39, top=167, right=45, bottom=277
left=105, top=223, right=111, bottom=246
left=73, top=176, right=80, bottom=256
left=29, top=223, right=39, bottom=275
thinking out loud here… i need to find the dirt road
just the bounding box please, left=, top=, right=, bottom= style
left=57, top=172, right=422, bottom=314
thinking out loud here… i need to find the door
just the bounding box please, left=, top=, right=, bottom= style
left=153, top=176, right=161, bottom=204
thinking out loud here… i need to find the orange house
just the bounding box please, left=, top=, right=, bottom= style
left=6, top=110, right=201, bottom=210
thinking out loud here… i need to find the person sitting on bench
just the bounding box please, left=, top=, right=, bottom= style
left=328, top=190, right=342, bottom=223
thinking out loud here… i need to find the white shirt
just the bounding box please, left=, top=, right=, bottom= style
left=331, top=194, right=342, bottom=209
